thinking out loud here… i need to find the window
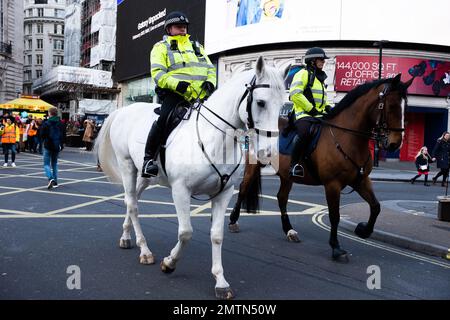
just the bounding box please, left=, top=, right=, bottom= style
left=27, top=55, right=32, bottom=65
left=27, top=9, right=33, bottom=17
left=36, top=70, right=43, bottom=79
left=35, top=0, right=48, bottom=4
left=37, top=24, right=43, bottom=33
left=37, top=8, right=44, bottom=17
left=53, top=40, right=64, bottom=50
left=54, top=24, right=58, bottom=34
left=27, top=39, right=32, bottom=50
left=54, top=9, right=64, bottom=18
left=36, top=54, right=43, bottom=65
left=53, top=55, right=64, bottom=65
left=24, top=70, right=32, bottom=81
left=37, top=39, right=43, bottom=49
left=26, top=24, right=32, bottom=35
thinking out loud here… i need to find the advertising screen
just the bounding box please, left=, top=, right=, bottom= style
left=116, top=0, right=206, bottom=82
left=205, top=0, right=450, bottom=55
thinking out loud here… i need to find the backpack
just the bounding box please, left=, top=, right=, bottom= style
left=45, top=121, right=62, bottom=152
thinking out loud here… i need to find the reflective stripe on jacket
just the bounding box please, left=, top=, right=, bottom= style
left=1, top=124, right=16, bottom=144
left=289, top=69, right=328, bottom=120
left=150, top=34, right=216, bottom=101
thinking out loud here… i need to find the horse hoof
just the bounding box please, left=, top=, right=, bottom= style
left=286, top=230, right=301, bottom=243
left=160, top=260, right=175, bottom=274
left=332, top=248, right=349, bottom=263
left=139, top=254, right=155, bottom=265
left=354, top=222, right=372, bottom=239
left=215, top=287, right=234, bottom=300
left=228, top=222, right=240, bottom=233
left=119, top=239, right=133, bottom=249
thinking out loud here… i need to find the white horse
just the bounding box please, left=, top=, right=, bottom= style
left=95, top=57, right=285, bottom=299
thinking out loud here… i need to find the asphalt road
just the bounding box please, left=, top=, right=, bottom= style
left=0, top=150, right=449, bottom=300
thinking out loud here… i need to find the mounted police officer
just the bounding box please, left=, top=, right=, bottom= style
left=141, top=11, right=217, bottom=178
left=289, top=47, right=332, bottom=177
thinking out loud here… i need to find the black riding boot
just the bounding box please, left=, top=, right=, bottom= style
left=289, top=136, right=307, bottom=177
left=142, top=121, right=163, bottom=178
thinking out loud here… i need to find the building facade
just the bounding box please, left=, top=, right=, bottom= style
left=0, top=0, right=24, bottom=103
left=23, top=0, right=66, bottom=95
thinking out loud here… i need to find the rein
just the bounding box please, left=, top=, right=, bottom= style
left=191, top=75, right=277, bottom=201
left=320, top=82, right=404, bottom=190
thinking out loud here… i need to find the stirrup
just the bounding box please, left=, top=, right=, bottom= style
left=290, top=164, right=304, bottom=178
left=142, top=160, right=158, bottom=178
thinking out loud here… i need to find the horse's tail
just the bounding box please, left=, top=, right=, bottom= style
left=94, top=109, right=122, bottom=184
left=242, top=165, right=262, bottom=213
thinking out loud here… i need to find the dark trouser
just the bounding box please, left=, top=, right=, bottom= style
left=3, top=143, right=16, bottom=163
left=433, top=168, right=449, bottom=185
left=291, top=117, right=314, bottom=167
left=411, top=172, right=429, bottom=185
left=144, top=92, right=187, bottom=161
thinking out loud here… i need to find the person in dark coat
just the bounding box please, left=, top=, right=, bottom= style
left=410, top=146, right=433, bottom=186
left=431, top=131, right=450, bottom=186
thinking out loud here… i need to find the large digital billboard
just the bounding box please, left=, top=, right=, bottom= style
left=116, top=0, right=206, bottom=82
left=205, top=0, right=450, bottom=55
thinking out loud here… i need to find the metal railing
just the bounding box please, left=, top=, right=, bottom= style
left=0, top=42, right=12, bottom=56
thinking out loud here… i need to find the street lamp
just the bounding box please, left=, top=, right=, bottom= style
left=372, top=40, right=389, bottom=167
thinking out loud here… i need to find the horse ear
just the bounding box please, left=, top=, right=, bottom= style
left=403, top=76, right=415, bottom=89
left=255, top=56, right=265, bottom=79
left=392, top=73, right=401, bottom=85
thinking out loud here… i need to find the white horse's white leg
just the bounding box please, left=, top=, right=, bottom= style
left=118, top=159, right=154, bottom=265
left=210, top=186, right=234, bottom=300
left=119, top=214, right=133, bottom=249
left=160, top=184, right=192, bottom=273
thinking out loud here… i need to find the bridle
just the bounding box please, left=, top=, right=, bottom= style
left=191, top=74, right=279, bottom=200
left=321, top=82, right=405, bottom=190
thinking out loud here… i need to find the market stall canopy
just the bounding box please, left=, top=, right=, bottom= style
left=0, top=95, right=55, bottom=112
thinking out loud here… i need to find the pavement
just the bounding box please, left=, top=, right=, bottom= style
left=65, top=147, right=450, bottom=261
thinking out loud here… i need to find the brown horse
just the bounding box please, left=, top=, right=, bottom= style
left=229, top=74, right=414, bottom=261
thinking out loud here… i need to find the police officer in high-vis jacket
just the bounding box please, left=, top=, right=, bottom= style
left=141, top=11, right=217, bottom=178
left=289, top=47, right=332, bottom=177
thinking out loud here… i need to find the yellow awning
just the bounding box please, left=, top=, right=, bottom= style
left=0, top=97, right=54, bottom=112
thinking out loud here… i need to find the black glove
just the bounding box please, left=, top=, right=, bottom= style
left=176, top=81, right=190, bottom=94
left=308, top=107, right=319, bottom=116
left=324, top=105, right=332, bottom=113
left=201, top=81, right=215, bottom=96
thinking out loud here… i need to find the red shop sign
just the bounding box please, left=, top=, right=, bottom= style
left=335, top=56, right=450, bottom=97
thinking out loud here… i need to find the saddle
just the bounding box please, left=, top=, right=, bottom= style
left=156, top=103, right=193, bottom=175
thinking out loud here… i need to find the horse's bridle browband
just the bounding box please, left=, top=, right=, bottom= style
left=191, top=74, right=277, bottom=201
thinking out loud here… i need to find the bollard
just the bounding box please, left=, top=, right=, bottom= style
left=437, top=196, right=450, bottom=222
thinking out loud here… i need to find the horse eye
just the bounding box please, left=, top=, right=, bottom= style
left=256, top=100, right=266, bottom=108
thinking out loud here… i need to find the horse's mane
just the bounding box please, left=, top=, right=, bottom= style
left=324, top=77, right=408, bottom=119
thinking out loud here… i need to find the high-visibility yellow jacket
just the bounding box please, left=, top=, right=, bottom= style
left=151, top=34, right=216, bottom=101
left=1, top=124, right=16, bottom=144
left=289, top=68, right=329, bottom=120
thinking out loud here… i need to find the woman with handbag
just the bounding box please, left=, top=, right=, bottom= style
left=411, top=146, right=433, bottom=186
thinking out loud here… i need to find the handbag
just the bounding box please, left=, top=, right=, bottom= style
left=419, top=165, right=428, bottom=170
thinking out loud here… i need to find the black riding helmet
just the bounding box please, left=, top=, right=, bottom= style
left=304, top=47, right=329, bottom=65
left=164, top=11, right=190, bottom=34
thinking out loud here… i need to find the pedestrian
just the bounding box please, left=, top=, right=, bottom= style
left=431, top=131, right=450, bottom=187
left=40, top=106, right=66, bottom=189
left=141, top=11, right=216, bottom=177
left=410, top=146, right=433, bottom=186
left=1, top=118, right=17, bottom=167
left=82, top=119, right=95, bottom=151
left=288, top=47, right=333, bottom=177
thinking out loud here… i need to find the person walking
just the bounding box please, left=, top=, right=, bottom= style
left=82, top=119, right=95, bottom=151
left=141, top=11, right=216, bottom=177
left=40, top=107, right=66, bottom=189
left=410, top=146, right=433, bottom=186
left=431, top=131, right=450, bottom=187
left=1, top=118, right=17, bottom=167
